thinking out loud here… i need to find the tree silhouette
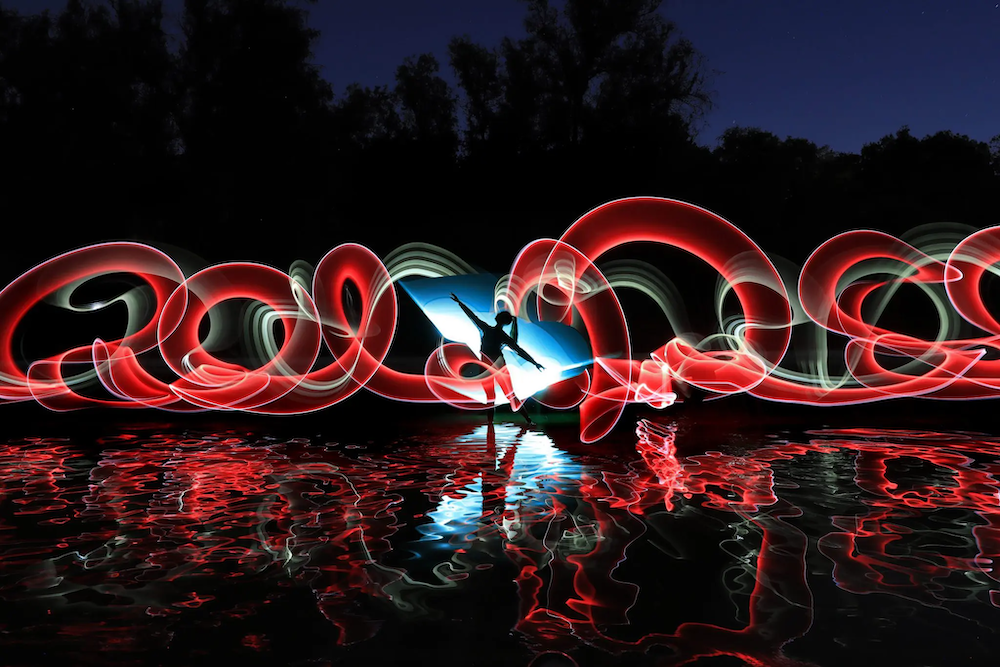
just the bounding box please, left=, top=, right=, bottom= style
left=390, top=53, right=459, bottom=213
left=395, top=53, right=458, bottom=160
left=447, top=0, right=713, bottom=212
left=0, top=0, right=995, bottom=278
left=177, top=0, right=333, bottom=258
left=328, top=52, right=460, bottom=230
left=711, top=127, right=837, bottom=254
left=0, top=0, right=176, bottom=261
left=856, top=128, right=995, bottom=234
left=989, top=134, right=1000, bottom=177
left=447, top=37, right=503, bottom=157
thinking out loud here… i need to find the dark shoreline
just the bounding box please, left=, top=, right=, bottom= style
left=2, top=391, right=997, bottom=447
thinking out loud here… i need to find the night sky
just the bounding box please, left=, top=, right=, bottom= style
left=6, top=0, right=999, bottom=152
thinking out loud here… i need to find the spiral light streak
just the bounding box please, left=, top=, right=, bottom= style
left=3, top=197, right=1000, bottom=440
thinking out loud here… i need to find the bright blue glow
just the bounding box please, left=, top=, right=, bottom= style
left=498, top=427, right=580, bottom=509
left=399, top=274, right=593, bottom=402
left=411, top=426, right=590, bottom=557
left=417, top=476, right=484, bottom=545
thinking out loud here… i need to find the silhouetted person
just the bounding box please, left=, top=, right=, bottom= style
left=451, top=293, right=543, bottom=424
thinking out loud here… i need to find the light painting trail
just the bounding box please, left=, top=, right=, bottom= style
left=2, top=197, right=1000, bottom=441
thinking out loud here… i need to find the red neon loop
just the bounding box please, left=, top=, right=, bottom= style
left=3, top=198, right=1000, bottom=439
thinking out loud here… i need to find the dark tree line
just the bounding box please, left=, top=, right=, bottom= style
left=1, top=0, right=997, bottom=273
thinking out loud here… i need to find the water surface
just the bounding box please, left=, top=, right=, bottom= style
left=2, top=415, right=999, bottom=666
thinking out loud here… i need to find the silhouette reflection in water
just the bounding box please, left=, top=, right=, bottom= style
left=2, top=421, right=1000, bottom=665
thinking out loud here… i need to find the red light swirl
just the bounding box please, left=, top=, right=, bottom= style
left=2, top=197, right=999, bottom=440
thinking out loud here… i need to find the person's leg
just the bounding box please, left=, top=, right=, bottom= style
left=481, top=355, right=496, bottom=423
left=517, top=399, right=534, bottom=425
left=494, top=358, right=534, bottom=425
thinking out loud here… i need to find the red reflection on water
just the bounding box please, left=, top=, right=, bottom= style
left=809, top=428, right=1000, bottom=609
left=1, top=422, right=1000, bottom=665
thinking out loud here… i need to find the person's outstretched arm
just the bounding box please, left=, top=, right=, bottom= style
left=451, top=293, right=488, bottom=332
left=503, top=334, right=544, bottom=370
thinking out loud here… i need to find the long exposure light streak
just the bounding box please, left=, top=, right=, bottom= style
left=2, top=197, right=1000, bottom=440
